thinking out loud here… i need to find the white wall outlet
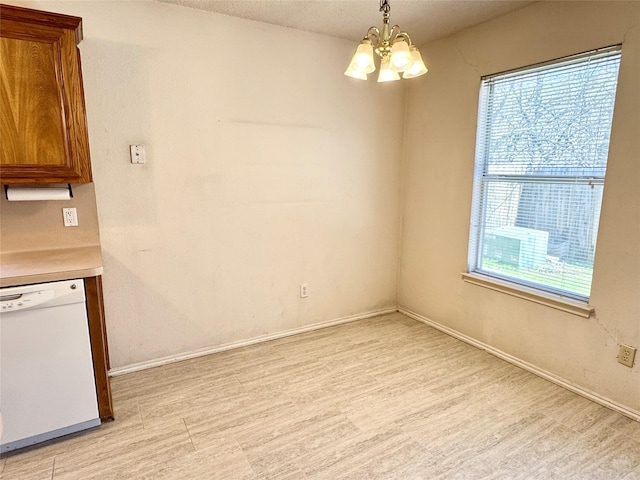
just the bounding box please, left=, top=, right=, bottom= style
left=62, top=207, right=78, bottom=227
left=130, top=144, right=145, bottom=164
left=300, top=283, right=309, bottom=298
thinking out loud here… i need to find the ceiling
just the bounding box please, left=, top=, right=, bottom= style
left=157, top=0, right=535, bottom=46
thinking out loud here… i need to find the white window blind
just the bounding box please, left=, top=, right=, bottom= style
left=468, top=46, right=622, bottom=301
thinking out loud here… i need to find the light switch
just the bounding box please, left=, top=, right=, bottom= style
left=130, top=145, right=145, bottom=164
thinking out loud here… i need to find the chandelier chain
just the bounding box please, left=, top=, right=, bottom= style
left=379, top=0, right=391, bottom=15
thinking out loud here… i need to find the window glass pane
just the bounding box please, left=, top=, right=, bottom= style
left=479, top=180, right=603, bottom=298
left=483, top=55, right=620, bottom=177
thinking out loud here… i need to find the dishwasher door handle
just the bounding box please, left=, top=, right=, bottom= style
left=0, top=289, right=56, bottom=312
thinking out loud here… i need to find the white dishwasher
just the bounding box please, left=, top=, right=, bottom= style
left=0, top=279, right=100, bottom=453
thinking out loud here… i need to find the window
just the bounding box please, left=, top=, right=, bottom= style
left=468, top=46, right=622, bottom=301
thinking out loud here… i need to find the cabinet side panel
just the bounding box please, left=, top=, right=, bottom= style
left=84, top=276, right=114, bottom=422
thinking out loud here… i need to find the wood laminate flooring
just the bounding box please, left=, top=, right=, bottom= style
left=1, top=312, right=639, bottom=479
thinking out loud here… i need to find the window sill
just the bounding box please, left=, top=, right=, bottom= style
left=461, top=272, right=594, bottom=318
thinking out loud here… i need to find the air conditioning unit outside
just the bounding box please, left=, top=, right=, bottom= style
left=483, top=226, right=549, bottom=270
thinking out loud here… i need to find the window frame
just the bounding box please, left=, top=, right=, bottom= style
left=466, top=45, right=622, bottom=306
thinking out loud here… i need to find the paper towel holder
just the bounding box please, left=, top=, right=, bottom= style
left=4, top=184, right=74, bottom=201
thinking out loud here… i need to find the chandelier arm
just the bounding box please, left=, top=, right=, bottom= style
left=365, top=27, right=381, bottom=45
left=388, top=25, right=401, bottom=42
left=393, top=31, right=414, bottom=46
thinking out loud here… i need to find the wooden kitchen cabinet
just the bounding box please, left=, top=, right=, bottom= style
left=0, top=5, right=92, bottom=184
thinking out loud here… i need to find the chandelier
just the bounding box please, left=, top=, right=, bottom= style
left=345, top=0, right=428, bottom=82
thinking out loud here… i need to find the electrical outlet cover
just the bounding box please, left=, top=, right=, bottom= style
left=617, top=344, right=636, bottom=368
left=62, top=207, right=78, bottom=227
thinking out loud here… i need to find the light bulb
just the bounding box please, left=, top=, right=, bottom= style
left=347, top=40, right=375, bottom=74
left=389, top=40, right=414, bottom=72
left=377, top=57, right=400, bottom=83
left=403, top=47, right=428, bottom=79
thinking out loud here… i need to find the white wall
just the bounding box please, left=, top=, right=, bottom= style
left=400, top=1, right=640, bottom=414
left=11, top=0, right=404, bottom=368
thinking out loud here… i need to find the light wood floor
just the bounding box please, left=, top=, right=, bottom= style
left=2, top=312, right=639, bottom=479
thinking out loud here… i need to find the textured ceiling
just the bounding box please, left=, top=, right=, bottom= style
left=157, top=0, right=534, bottom=46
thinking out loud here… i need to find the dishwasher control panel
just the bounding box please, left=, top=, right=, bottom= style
left=0, top=289, right=56, bottom=313
left=0, top=281, right=83, bottom=314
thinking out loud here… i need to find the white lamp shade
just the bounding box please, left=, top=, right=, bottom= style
left=389, top=40, right=414, bottom=72
left=344, top=65, right=368, bottom=80
left=349, top=41, right=375, bottom=74
left=377, top=57, right=400, bottom=82
left=403, top=48, right=428, bottom=79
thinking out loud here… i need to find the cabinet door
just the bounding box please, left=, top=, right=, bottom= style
left=0, top=6, right=92, bottom=184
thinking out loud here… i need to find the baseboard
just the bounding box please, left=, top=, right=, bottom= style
left=399, top=306, right=640, bottom=422
left=108, top=307, right=398, bottom=377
